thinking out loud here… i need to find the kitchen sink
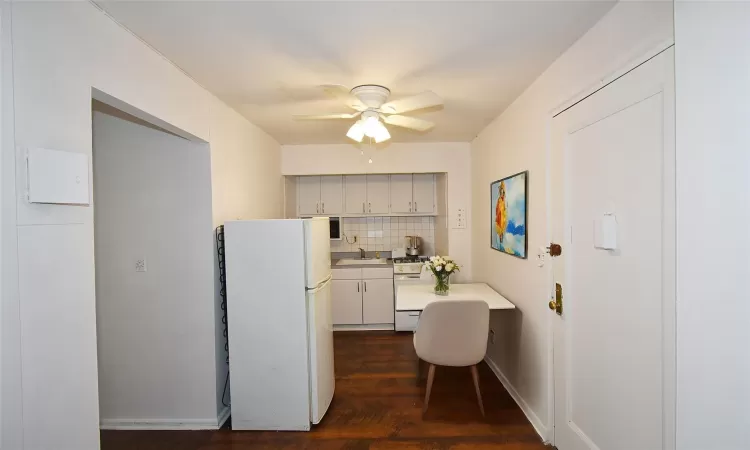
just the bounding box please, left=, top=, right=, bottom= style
left=335, top=258, right=389, bottom=266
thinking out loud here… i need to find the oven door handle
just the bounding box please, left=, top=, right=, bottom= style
left=395, top=275, right=423, bottom=281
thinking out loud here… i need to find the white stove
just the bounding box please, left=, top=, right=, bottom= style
left=392, top=256, right=431, bottom=331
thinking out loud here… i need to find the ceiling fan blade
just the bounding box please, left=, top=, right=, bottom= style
left=382, top=114, right=435, bottom=132
left=321, top=84, right=368, bottom=111
left=293, top=111, right=362, bottom=120
left=379, top=91, right=443, bottom=114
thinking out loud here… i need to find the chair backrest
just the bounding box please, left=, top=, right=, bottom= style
left=414, top=300, right=490, bottom=367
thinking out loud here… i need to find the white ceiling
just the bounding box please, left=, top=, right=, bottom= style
left=99, top=1, right=615, bottom=144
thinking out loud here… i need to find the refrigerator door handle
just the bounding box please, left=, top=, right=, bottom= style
left=307, top=274, right=333, bottom=293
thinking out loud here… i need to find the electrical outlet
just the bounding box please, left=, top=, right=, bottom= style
left=135, top=259, right=147, bottom=273
left=489, top=329, right=495, bottom=345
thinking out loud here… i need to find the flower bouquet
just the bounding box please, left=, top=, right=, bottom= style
left=424, top=255, right=460, bottom=296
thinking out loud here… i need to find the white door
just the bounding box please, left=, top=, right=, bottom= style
left=362, top=278, right=395, bottom=324
left=298, top=176, right=321, bottom=215
left=320, top=176, right=343, bottom=215
left=344, top=175, right=367, bottom=214
left=390, top=174, right=413, bottom=213
left=303, top=218, right=332, bottom=288
left=331, top=279, right=363, bottom=325
left=307, top=278, right=335, bottom=424
left=550, top=48, right=675, bottom=450
left=366, top=175, right=390, bottom=214
left=412, top=174, right=435, bottom=214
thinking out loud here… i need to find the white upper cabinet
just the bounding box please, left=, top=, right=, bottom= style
left=412, top=174, right=435, bottom=214
left=301, top=173, right=436, bottom=216
left=390, top=174, right=413, bottom=213
left=298, top=176, right=321, bottom=215
left=366, top=175, right=390, bottom=214
left=320, top=176, right=343, bottom=215
left=344, top=175, right=367, bottom=214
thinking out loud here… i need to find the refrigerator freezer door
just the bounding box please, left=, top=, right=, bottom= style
left=304, top=218, right=332, bottom=288
left=307, top=278, right=335, bottom=424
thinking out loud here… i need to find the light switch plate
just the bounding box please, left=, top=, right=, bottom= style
left=135, top=259, right=147, bottom=273
left=453, top=208, right=467, bottom=229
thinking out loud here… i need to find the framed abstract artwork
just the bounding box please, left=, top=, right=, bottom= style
left=490, top=171, right=528, bottom=259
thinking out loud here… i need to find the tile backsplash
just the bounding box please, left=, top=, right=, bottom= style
left=332, top=216, right=435, bottom=255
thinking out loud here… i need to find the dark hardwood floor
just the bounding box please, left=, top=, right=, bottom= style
left=101, top=332, right=549, bottom=449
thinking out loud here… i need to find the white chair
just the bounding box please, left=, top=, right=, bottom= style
left=413, top=300, right=490, bottom=416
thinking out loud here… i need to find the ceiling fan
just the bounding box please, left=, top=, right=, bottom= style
left=293, top=85, right=443, bottom=143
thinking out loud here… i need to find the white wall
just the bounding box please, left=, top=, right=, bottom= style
left=674, top=2, right=750, bottom=449
left=471, top=1, right=673, bottom=440
left=2, top=2, right=281, bottom=449
left=282, top=142, right=472, bottom=280
left=93, top=109, right=218, bottom=426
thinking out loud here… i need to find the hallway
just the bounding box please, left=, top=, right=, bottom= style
left=101, top=332, right=547, bottom=449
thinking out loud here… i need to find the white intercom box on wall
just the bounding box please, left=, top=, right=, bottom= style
left=26, top=147, right=90, bottom=205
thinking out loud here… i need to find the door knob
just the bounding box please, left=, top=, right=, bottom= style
left=548, top=300, right=559, bottom=311
left=547, top=243, right=562, bottom=257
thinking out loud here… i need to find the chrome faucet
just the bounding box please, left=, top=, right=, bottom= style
left=359, top=248, right=366, bottom=259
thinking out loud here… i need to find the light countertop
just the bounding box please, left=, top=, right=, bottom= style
left=396, top=283, right=516, bottom=311
left=330, top=258, right=394, bottom=269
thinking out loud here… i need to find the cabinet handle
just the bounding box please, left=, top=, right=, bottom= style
left=357, top=282, right=360, bottom=293
left=409, top=201, right=412, bottom=212
left=322, top=202, right=325, bottom=213
left=316, top=203, right=319, bottom=214
left=368, top=202, right=371, bottom=213
left=364, top=281, right=367, bottom=292
left=362, top=202, right=365, bottom=213
left=415, top=202, right=418, bottom=212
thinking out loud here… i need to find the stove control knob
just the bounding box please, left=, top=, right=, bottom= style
left=398, top=266, right=404, bottom=272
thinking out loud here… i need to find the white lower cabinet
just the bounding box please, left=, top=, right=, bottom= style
left=362, top=278, right=395, bottom=324
left=331, top=279, right=363, bottom=325
left=332, top=267, right=394, bottom=326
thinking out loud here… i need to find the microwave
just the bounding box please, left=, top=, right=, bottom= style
left=302, top=216, right=341, bottom=240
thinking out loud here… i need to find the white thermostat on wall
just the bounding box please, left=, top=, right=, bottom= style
left=26, top=147, right=90, bottom=205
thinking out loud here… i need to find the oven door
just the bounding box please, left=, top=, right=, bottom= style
left=394, top=273, right=431, bottom=332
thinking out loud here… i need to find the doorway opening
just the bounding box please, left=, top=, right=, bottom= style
left=91, top=97, right=228, bottom=433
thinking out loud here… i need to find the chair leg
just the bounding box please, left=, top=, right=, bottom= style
left=470, top=365, right=485, bottom=417
left=423, top=364, right=436, bottom=413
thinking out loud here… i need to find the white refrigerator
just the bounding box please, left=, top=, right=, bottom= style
left=224, top=218, right=335, bottom=431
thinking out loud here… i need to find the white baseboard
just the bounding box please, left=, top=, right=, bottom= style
left=101, top=407, right=231, bottom=431
left=333, top=324, right=394, bottom=331
left=484, top=355, right=549, bottom=444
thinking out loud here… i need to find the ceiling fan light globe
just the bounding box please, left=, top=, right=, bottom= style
left=362, top=116, right=381, bottom=138
left=346, top=122, right=365, bottom=142
left=373, top=123, right=391, bottom=143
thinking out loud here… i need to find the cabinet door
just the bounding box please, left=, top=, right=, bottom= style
left=412, top=174, right=435, bottom=214
left=366, top=175, right=390, bottom=214
left=331, top=280, right=363, bottom=325
left=344, top=175, right=367, bottom=214
left=298, top=176, right=321, bottom=215
left=362, top=278, right=394, bottom=324
left=320, top=176, right=343, bottom=215
left=389, top=174, right=413, bottom=213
